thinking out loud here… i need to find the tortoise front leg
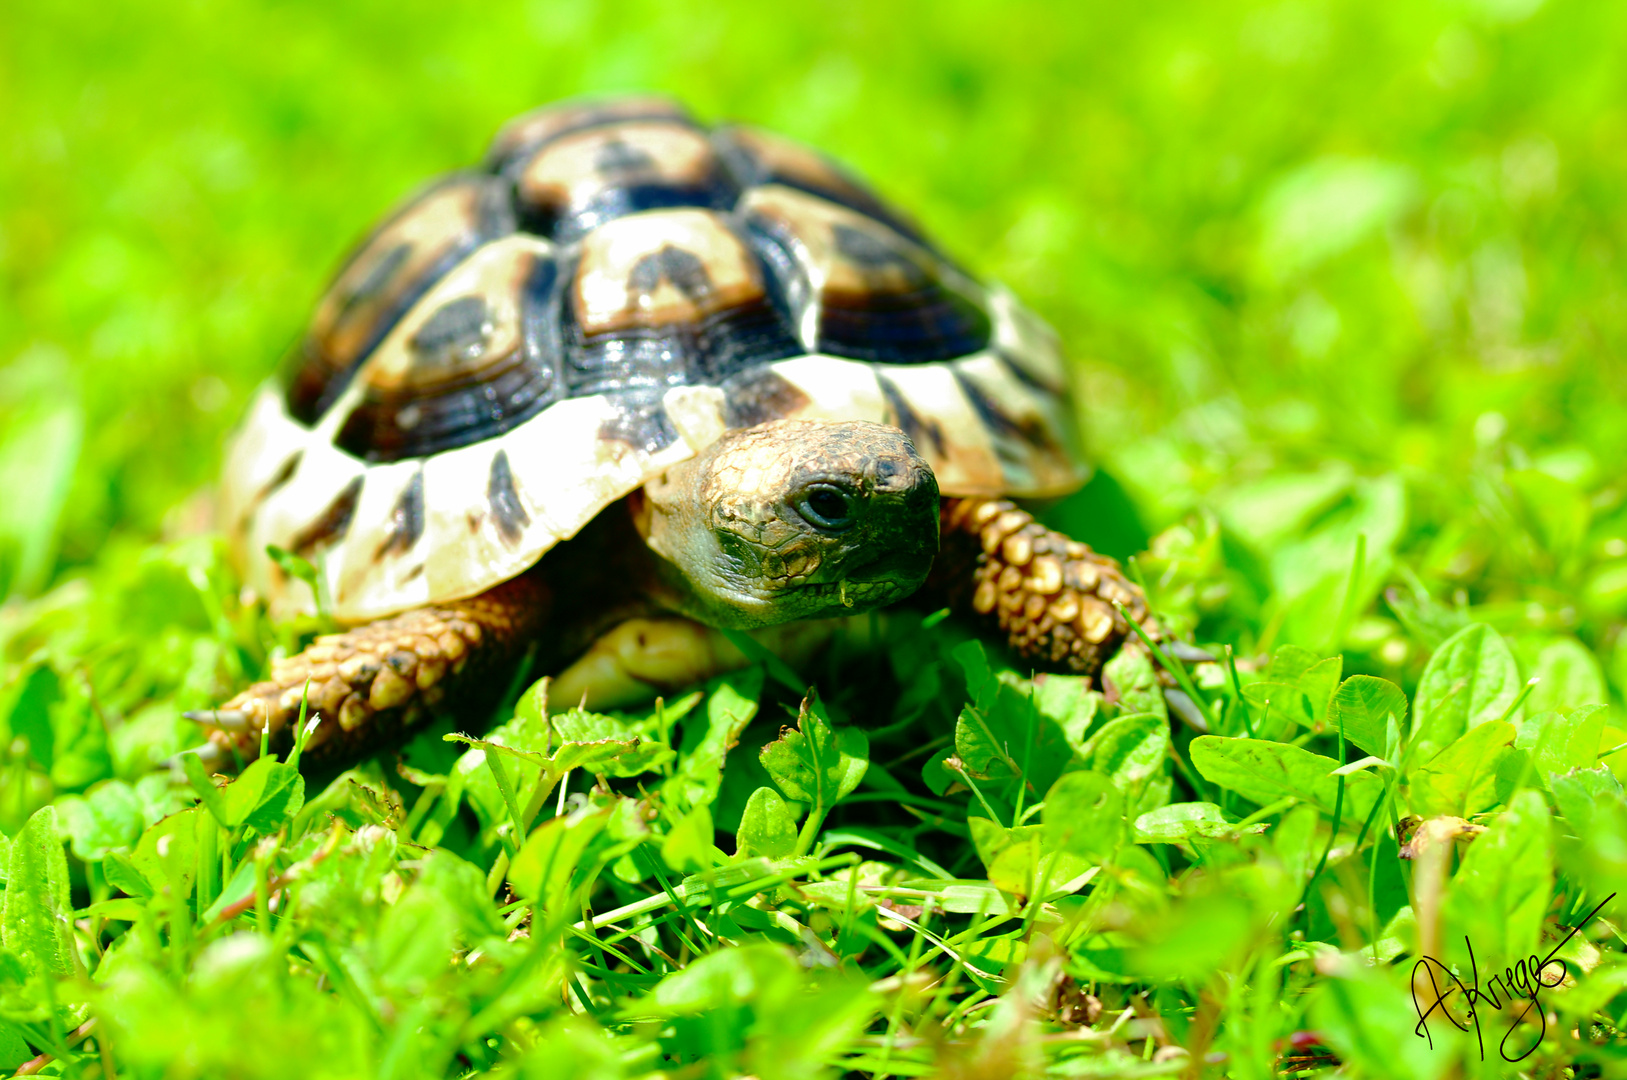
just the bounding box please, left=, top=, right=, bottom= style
left=935, top=497, right=1160, bottom=677
left=187, top=569, right=550, bottom=768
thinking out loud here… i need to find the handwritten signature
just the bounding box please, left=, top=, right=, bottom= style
left=1412, top=892, right=1616, bottom=1062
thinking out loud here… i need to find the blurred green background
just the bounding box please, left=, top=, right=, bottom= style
left=4, top=0, right=1627, bottom=677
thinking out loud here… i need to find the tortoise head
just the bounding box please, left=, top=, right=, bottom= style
left=635, top=419, right=940, bottom=628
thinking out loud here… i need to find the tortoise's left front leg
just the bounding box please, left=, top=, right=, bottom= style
left=932, top=497, right=1161, bottom=676
left=187, top=569, right=550, bottom=768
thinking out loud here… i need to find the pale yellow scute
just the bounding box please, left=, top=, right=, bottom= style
left=988, top=283, right=1068, bottom=392
left=872, top=362, right=1006, bottom=495
left=950, top=351, right=1087, bottom=495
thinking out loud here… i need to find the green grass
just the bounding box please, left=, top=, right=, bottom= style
left=3, top=0, right=1627, bottom=1076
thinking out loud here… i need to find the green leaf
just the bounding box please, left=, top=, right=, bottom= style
left=1412, top=624, right=1521, bottom=764
left=103, top=853, right=152, bottom=899
left=0, top=1019, right=31, bottom=1070
left=661, top=805, right=716, bottom=875
left=1033, top=674, right=1101, bottom=755
left=1310, top=962, right=1460, bottom=1080
left=1550, top=765, right=1624, bottom=834
left=182, top=750, right=232, bottom=826
left=736, top=787, right=798, bottom=860
left=1075, top=713, right=1168, bottom=798
left=1272, top=803, right=1323, bottom=884
left=1408, top=720, right=1514, bottom=818
left=374, top=886, right=456, bottom=994
left=1440, top=789, right=1552, bottom=973
left=552, top=708, right=673, bottom=777
left=1329, top=675, right=1408, bottom=760
left=1042, top=771, right=1124, bottom=860
left=1517, top=704, right=1608, bottom=785
left=1, top=665, right=60, bottom=771
left=0, top=397, right=81, bottom=599
left=968, top=819, right=1091, bottom=900
left=418, top=849, right=509, bottom=943
left=0, top=806, right=74, bottom=980
left=951, top=643, right=1081, bottom=802
left=645, top=942, right=799, bottom=1015
left=1241, top=680, right=1314, bottom=729
left=1259, top=645, right=1343, bottom=726
left=758, top=696, right=867, bottom=809
left=1255, top=157, right=1415, bottom=280
left=55, top=779, right=144, bottom=860
left=1550, top=769, right=1627, bottom=926
left=1127, top=880, right=1257, bottom=984
left=222, top=756, right=305, bottom=834
left=1190, top=735, right=1380, bottom=820
left=1523, top=636, right=1608, bottom=716
left=1506, top=468, right=1589, bottom=564
left=508, top=804, right=614, bottom=913
left=1102, top=647, right=1167, bottom=719
left=1133, top=802, right=1263, bottom=844
left=667, top=667, right=763, bottom=813
left=264, top=544, right=325, bottom=614
left=129, top=808, right=200, bottom=899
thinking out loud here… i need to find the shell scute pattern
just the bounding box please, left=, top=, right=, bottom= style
left=286, top=174, right=514, bottom=424
left=335, top=234, right=562, bottom=463
left=230, top=97, right=1086, bottom=620
left=511, top=120, right=740, bottom=242
left=741, top=185, right=990, bottom=361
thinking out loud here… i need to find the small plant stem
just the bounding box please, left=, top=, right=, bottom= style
left=1225, top=644, right=1256, bottom=738
left=949, top=762, right=1005, bottom=827
left=1166, top=736, right=1211, bottom=802
left=586, top=853, right=858, bottom=938
left=719, top=627, right=805, bottom=693
left=481, top=749, right=526, bottom=858
left=637, top=846, right=705, bottom=957
left=1303, top=712, right=1348, bottom=903
left=1498, top=677, right=1540, bottom=724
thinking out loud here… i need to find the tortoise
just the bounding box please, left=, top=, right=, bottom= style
left=191, top=95, right=1159, bottom=769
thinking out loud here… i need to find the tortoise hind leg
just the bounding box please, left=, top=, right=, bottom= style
left=188, top=569, right=550, bottom=767
left=933, top=497, right=1161, bottom=677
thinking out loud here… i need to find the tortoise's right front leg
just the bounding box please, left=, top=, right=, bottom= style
left=933, top=497, right=1161, bottom=677
left=188, top=570, right=550, bottom=767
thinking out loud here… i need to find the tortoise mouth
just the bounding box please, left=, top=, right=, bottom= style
left=798, top=577, right=911, bottom=609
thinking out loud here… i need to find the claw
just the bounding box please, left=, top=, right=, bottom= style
left=1164, top=688, right=1209, bottom=733
left=164, top=741, right=226, bottom=774
left=183, top=708, right=254, bottom=732
left=1165, top=641, right=1217, bottom=664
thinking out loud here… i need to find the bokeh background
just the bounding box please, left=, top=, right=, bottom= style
left=5, top=0, right=1627, bottom=687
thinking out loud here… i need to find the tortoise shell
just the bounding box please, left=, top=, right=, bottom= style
left=222, top=96, right=1085, bottom=621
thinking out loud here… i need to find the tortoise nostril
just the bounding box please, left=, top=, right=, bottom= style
left=798, top=483, right=855, bottom=532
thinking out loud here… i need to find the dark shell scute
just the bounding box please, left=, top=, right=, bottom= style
left=563, top=210, right=802, bottom=401
left=719, top=367, right=812, bottom=429
left=742, top=185, right=991, bottom=363
left=485, top=96, right=693, bottom=173
left=712, top=124, right=928, bottom=246
left=877, top=372, right=946, bottom=458
left=289, top=475, right=364, bottom=557
left=509, top=120, right=740, bottom=242
left=487, top=450, right=531, bottom=545
left=285, top=174, right=514, bottom=424
left=597, top=396, right=679, bottom=455
left=375, top=469, right=425, bottom=560
left=336, top=246, right=563, bottom=463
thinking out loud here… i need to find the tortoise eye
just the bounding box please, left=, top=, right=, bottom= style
left=798, top=484, right=855, bottom=533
